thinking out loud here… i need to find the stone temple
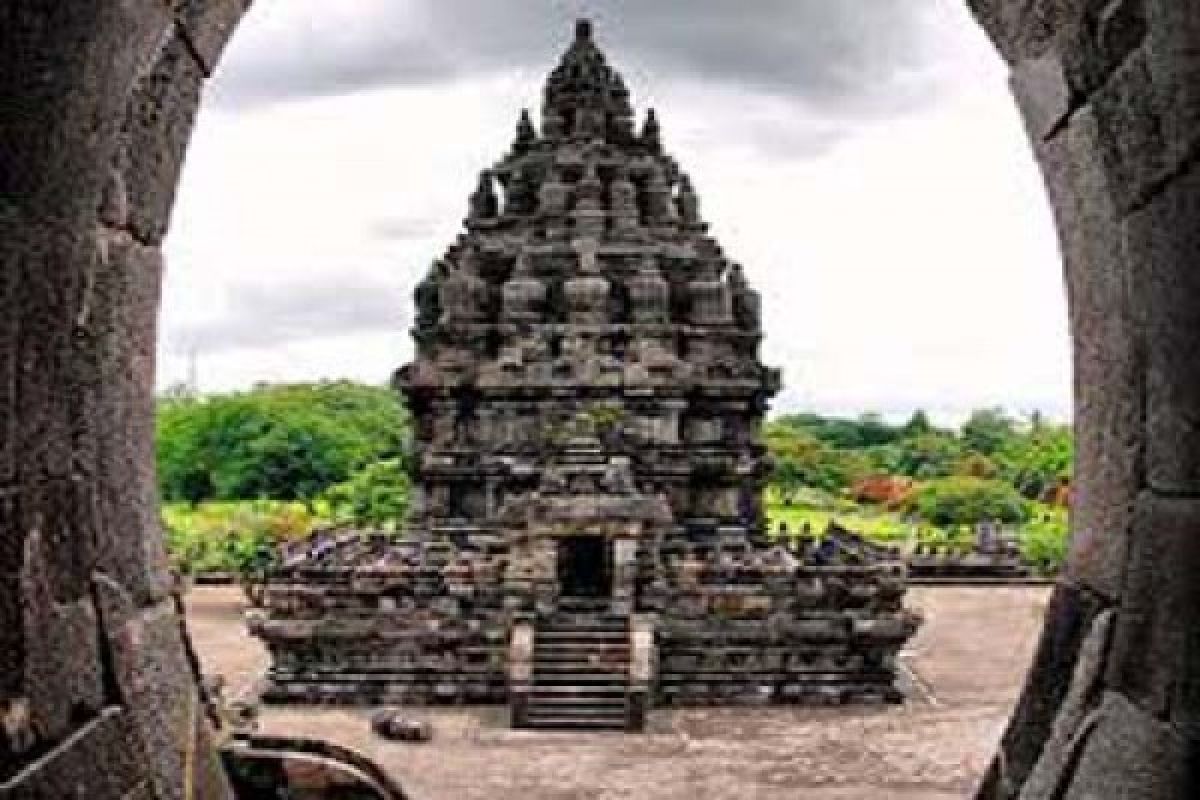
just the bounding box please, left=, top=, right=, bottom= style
left=252, top=20, right=919, bottom=730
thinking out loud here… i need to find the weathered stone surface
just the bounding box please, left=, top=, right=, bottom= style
left=1062, top=691, right=1191, bottom=800
left=0, top=3, right=172, bottom=224
left=104, top=598, right=232, bottom=799
left=1056, top=105, right=1142, bottom=600
left=969, top=0, right=1104, bottom=65
left=1143, top=0, right=1200, bottom=185
left=172, top=0, right=252, bottom=75
left=976, top=583, right=1108, bottom=799
left=1017, top=609, right=1113, bottom=799
left=120, top=30, right=210, bottom=245
left=85, top=234, right=174, bottom=603
left=1129, top=158, right=1200, bottom=494
left=1090, top=47, right=1166, bottom=213
left=16, top=532, right=106, bottom=753
left=1011, top=50, right=1073, bottom=140
left=1106, top=492, right=1200, bottom=728
left=0, top=708, right=149, bottom=799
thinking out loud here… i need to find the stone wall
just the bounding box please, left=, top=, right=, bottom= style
left=252, top=537, right=511, bottom=705
left=0, top=3, right=249, bottom=797
left=655, top=564, right=914, bottom=706
left=970, top=1, right=1199, bottom=797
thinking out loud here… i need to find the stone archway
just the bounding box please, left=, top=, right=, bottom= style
left=0, top=2, right=1195, bottom=798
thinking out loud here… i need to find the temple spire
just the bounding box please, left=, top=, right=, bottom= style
left=542, top=19, right=630, bottom=133
left=513, top=109, right=536, bottom=153
left=641, top=109, right=662, bottom=152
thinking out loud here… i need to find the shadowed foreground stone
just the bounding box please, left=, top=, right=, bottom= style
left=973, top=1, right=1200, bottom=797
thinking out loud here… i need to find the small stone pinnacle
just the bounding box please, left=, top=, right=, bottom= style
left=575, top=19, right=593, bottom=41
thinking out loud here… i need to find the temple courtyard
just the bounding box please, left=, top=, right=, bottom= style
left=188, top=585, right=1049, bottom=800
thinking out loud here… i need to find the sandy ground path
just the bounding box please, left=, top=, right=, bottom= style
left=187, top=586, right=1049, bottom=800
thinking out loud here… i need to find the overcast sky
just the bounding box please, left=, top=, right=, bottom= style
left=161, top=0, right=1069, bottom=424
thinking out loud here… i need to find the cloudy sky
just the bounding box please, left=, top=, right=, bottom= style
left=161, top=0, right=1069, bottom=424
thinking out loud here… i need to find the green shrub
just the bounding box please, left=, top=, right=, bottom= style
left=1020, top=506, right=1069, bottom=573
left=910, top=477, right=1029, bottom=526
left=162, top=500, right=326, bottom=577
left=322, top=458, right=411, bottom=529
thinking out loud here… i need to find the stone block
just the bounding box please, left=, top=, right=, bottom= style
left=1040, top=103, right=1142, bottom=599
left=980, top=583, right=1108, bottom=799
left=1011, top=50, right=1073, bottom=140
left=103, top=599, right=230, bottom=799
left=120, top=30, right=208, bottom=245
left=968, top=0, right=1104, bottom=66
left=1143, top=0, right=1200, bottom=184
left=84, top=235, right=173, bottom=603
left=14, top=528, right=107, bottom=754
left=0, top=3, right=172, bottom=223
left=1127, top=159, right=1200, bottom=493
left=1106, top=492, right=1200, bottom=728
left=1017, top=609, right=1113, bottom=799
left=0, top=708, right=148, bottom=799
left=1062, top=691, right=1190, bottom=799
left=173, top=0, right=251, bottom=75
left=0, top=210, right=92, bottom=487
left=1090, top=47, right=1166, bottom=213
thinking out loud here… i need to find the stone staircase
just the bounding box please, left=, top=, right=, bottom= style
left=523, top=606, right=632, bottom=731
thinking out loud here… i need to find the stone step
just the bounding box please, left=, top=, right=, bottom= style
left=528, top=695, right=626, bottom=708
left=537, top=629, right=628, bottom=640
left=540, top=624, right=628, bottom=635
left=536, top=644, right=628, bottom=652
left=534, top=659, right=628, bottom=671
left=529, top=684, right=627, bottom=697
left=536, top=646, right=627, bottom=656
left=525, top=704, right=628, bottom=718
left=531, top=672, right=628, bottom=685
left=534, top=660, right=628, bottom=673
left=521, top=717, right=628, bottom=731
left=535, top=649, right=629, bottom=660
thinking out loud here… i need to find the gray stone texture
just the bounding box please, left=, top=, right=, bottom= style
left=1130, top=157, right=1200, bottom=493
left=1062, top=692, right=1190, bottom=800
left=0, top=2, right=247, bottom=796
left=1106, top=492, right=1200, bottom=727
left=974, top=1, right=1200, bottom=798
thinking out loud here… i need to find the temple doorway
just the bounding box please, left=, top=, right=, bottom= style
left=558, top=536, right=612, bottom=599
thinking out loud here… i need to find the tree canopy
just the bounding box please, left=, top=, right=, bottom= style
left=156, top=381, right=411, bottom=505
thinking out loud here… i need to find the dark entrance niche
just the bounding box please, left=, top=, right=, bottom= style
left=558, top=535, right=612, bottom=599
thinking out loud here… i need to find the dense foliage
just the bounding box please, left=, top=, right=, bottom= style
left=157, top=381, right=410, bottom=504
left=162, top=500, right=324, bottom=577
left=908, top=476, right=1029, bottom=526
left=323, top=458, right=411, bottom=529
left=767, top=408, right=1072, bottom=504
left=764, top=407, right=1073, bottom=572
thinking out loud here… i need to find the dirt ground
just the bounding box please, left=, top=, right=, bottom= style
left=187, top=586, right=1050, bottom=800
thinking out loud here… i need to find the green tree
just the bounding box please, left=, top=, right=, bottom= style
left=902, top=409, right=933, bottom=438
left=323, top=459, right=411, bottom=529
left=961, top=407, right=1018, bottom=456
left=911, top=476, right=1029, bottom=526
left=156, top=381, right=411, bottom=504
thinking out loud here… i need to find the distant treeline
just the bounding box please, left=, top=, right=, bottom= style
left=765, top=409, right=1072, bottom=516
